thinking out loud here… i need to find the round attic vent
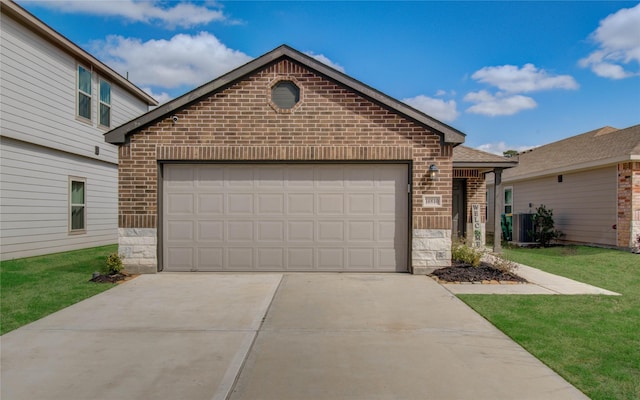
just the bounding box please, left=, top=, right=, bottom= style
left=271, top=80, right=300, bottom=109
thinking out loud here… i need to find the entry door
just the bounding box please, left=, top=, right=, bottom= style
left=452, top=179, right=466, bottom=239
left=162, top=164, right=408, bottom=272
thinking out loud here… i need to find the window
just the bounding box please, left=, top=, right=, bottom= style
left=504, top=187, right=513, bottom=215
left=99, top=79, right=111, bottom=127
left=70, top=178, right=86, bottom=232
left=271, top=80, right=300, bottom=109
left=78, top=65, right=92, bottom=120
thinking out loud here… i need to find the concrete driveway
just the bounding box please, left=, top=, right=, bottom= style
left=1, top=273, right=588, bottom=400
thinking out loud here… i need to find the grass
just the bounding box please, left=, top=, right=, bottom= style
left=1, top=245, right=117, bottom=335
left=459, top=246, right=640, bottom=400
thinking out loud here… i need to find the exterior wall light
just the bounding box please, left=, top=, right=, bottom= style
left=429, top=164, right=439, bottom=180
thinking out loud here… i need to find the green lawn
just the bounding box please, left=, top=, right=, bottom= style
left=1, top=245, right=117, bottom=335
left=459, top=246, right=640, bottom=400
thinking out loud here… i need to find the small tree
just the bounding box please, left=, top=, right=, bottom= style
left=532, top=204, right=563, bottom=247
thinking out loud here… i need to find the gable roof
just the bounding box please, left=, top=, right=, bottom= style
left=502, top=124, right=640, bottom=182
left=105, top=45, right=466, bottom=145
left=453, top=145, right=518, bottom=171
left=1, top=0, right=157, bottom=107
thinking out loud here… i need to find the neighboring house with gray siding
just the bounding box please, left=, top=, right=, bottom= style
left=0, top=0, right=157, bottom=261
left=487, top=124, right=640, bottom=249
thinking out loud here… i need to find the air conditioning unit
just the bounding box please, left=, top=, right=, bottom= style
left=512, top=213, right=535, bottom=243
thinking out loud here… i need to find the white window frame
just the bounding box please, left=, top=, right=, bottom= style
left=504, top=186, right=513, bottom=215
left=77, top=64, right=92, bottom=122
left=69, top=177, right=87, bottom=234
left=98, top=78, right=111, bottom=128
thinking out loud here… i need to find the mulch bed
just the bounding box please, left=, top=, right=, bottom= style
left=89, top=272, right=137, bottom=283
left=431, top=262, right=527, bottom=284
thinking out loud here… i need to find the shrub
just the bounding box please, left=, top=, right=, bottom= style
left=531, top=204, right=563, bottom=247
left=491, top=254, right=517, bottom=274
left=104, top=253, right=124, bottom=275
left=452, top=240, right=482, bottom=267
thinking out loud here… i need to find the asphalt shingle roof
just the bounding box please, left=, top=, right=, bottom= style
left=503, top=124, right=640, bottom=181
left=452, top=146, right=518, bottom=170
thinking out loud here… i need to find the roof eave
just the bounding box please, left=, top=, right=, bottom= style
left=453, top=161, right=518, bottom=169
left=105, top=45, right=467, bottom=144
left=499, top=155, right=637, bottom=183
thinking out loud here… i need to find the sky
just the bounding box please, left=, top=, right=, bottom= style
left=17, top=0, right=640, bottom=154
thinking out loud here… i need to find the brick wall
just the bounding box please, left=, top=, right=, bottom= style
left=117, top=59, right=453, bottom=272
left=618, top=162, right=640, bottom=249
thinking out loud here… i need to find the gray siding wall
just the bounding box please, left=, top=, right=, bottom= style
left=0, top=11, right=148, bottom=165
left=1, top=137, right=118, bottom=260
left=487, top=166, right=617, bottom=246
left=0, top=12, right=151, bottom=260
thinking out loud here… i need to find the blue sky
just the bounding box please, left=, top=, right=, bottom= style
left=19, top=1, right=640, bottom=153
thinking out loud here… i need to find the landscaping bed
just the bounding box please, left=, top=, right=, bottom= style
left=431, top=261, right=527, bottom=284
left=89, top=272, right=136, bottom=284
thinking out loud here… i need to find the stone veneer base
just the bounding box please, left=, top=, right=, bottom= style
left=118, top=228, right=158, bottom=274
left=411, top=229, right=452, bottom=274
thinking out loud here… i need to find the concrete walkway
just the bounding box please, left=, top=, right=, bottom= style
left=443, top=260, right=621, bottom=295
left=1, top=273, right=589, bottom=400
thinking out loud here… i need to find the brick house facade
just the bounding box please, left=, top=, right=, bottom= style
left=106, top=45, right=470, bottom=274
left=618, top=162, right=640, bottom=250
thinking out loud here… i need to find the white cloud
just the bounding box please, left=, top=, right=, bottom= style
left=141, top=87, right=172, bottom=105
left=31, top=0, right=228, bottom=28
left=305, top=52, right=345, bottom=73
left=402, top=95, right=460, bottom=122
left=95, top=32, right=252, bottom=89
left=471, top=64, right=578, bottom=93
left=579, top=3, right=640, bottom=79
left=464, top=90, right=537, bottom=116
left=475, top=142, right=537, bottom=156
left=464, top=63, right=577, bottom=117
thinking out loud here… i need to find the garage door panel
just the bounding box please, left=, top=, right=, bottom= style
left=227, top=221, right=254, bottom=241
left=287, top=248, right=314, bottom=269
left=197, top=221, right=223, bottom=242
left=348, top=194, right=375, bottom=214
left=167, top=221, right=194, bottom=241
left=348, top=248, right=374, bottom=269
left=257, top=221, right=284, bottom=241
left=227, top=194, right=253, bottom=214
left=287, top=193, right=314, bottom=214
left=317, top=193, right=344, bottom=214
left=345, top=166, right=375, bottom=188
left=317, top=248, right=344, bottom=270
left=166, top=247, right=193, bottom=271
left=197, top=248, right=223, bottom=270
left=316, top=167, right=344, bottom=188
left=165, top=166, right=194, bottom=188
left=197, top=194, right=223, bottom=214
left=225, top=166, right=254, bottom=187
left=227, top=248, right=253, bottom=270
left=256, top=248, right=284, bottom=269
left=317, top=221, right=344, bottom=241
left=256, top=167, right=285, bottom=187
left=377, top=193, right=396, bottom=215
left=348, top=221, right=375, bottom=241
left=196, top=166, right=223, bottom=187
left=288, top=221, right=314, bottom=241
left=163, top=164, right=407, bottom=272
left=167, top=193, right=194, bottom=214
left=286, top=167, right=315, bottom=187
left=257, top=193, right=284, bottom=214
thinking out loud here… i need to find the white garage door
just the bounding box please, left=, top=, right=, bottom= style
left=162, top=164, right=408, bottom=272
